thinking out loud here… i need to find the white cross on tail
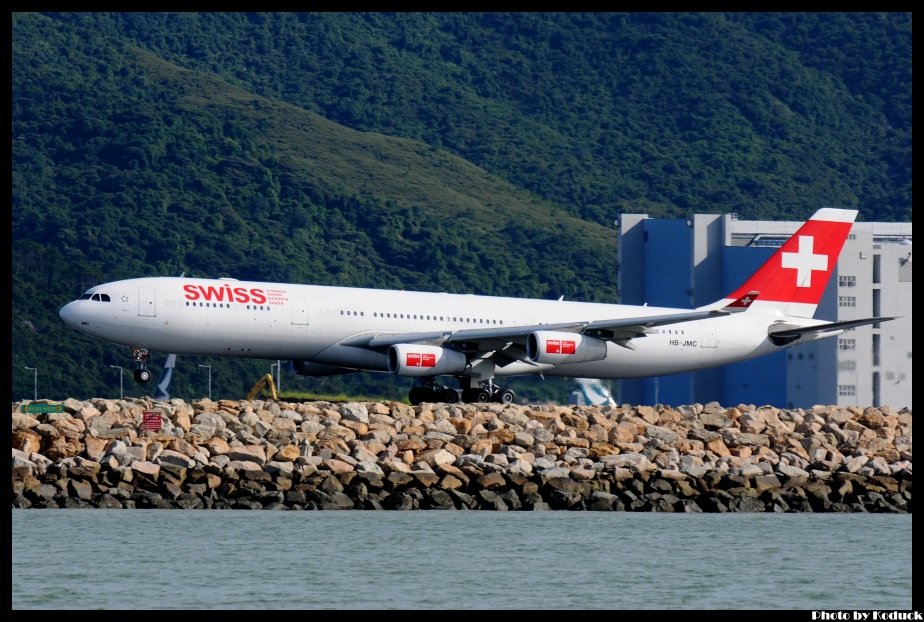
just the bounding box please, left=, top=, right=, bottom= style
left=781, top=235, right=827, bottom=287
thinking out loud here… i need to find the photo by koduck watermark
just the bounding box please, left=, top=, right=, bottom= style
left=811, top=613, right=921, bottom=620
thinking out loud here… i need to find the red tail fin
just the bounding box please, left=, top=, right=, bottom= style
left=721, top=208, right=857, bottom=318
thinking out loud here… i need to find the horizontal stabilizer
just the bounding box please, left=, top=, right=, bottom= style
left=768, top=317, right=896, bottom=346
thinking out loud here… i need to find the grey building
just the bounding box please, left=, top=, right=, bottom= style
left=617, top=212, right=912, bottom=409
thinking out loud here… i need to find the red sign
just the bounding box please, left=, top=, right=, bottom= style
left=142, top=411, right=162, bottom=431
left=406, top=353, right=437, bottom=368
left=546, top=339, right=576, bottom=355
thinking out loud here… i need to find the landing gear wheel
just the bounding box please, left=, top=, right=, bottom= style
left=494, top=389, right=516, bottom=404
left=131, top=347, right=151, bottom=384
left=462, top=388, right=491, bottom=403
left=134, top=368, right=152, bottom=383
left=409, top=386, right=436, bottom=405
left=439, top=387, right=460, bottom=403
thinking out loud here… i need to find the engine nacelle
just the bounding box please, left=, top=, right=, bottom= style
left=526, top=331, right=608, bottom=365
left=387, top=344, right=468, bottom=377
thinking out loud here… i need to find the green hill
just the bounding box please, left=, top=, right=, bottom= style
left=11, top=12, right=911, bottom=402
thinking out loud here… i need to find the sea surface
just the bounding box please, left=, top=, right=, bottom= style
left=11, top=509, right=913, bottom=611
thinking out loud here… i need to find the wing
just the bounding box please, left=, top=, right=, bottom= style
left=342, top=308, right=730, bottom=365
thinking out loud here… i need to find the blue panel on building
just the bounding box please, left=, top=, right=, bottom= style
left=641, top=220, right=692, bottom=307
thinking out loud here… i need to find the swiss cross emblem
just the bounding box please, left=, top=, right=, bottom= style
left=781, top=235, right=828, bottom=288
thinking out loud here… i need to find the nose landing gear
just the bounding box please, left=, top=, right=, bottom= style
left=131, top=347, right=152, bottom=383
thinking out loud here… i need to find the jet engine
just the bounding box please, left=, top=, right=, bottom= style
left=526, top=331, right=608, bottom=364
left=387, top=344, right=468, bottom=376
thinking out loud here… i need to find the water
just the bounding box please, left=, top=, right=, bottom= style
left=12, top=510, right=912, bottom=610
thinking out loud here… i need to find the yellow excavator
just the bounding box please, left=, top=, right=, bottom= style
left=246, top=374, right=278, bottom=401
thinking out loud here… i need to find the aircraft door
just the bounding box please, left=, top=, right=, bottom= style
left=700, top=318, right=716, bottom=348
left=138, top=287, right=156, bottom=317
left=291, top=297, right=308, bottom=325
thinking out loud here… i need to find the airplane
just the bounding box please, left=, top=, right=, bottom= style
left=571, top=378, right=617, bottom=407
left=59, top=208, right=893, bottom=405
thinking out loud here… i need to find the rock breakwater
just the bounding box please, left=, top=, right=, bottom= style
left=11, top=398, right=912, bottom=512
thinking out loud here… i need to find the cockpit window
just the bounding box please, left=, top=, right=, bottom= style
left=88, top=293, right=112, bottom=302
left=91, top=294, right=100, bottom=301
left=100, top=294, right=111, bottom=302
left=79, top=294, right=92, bottom=300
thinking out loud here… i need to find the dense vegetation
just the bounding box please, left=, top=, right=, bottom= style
left=11, top=12, right=911, bottom=403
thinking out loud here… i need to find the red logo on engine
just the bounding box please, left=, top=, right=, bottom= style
left=546, top=339, right=576, bottom=354
left=406, top=353, right=436, bottom=367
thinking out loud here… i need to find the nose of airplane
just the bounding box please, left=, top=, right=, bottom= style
left=59, top=301, right=79, bottom=328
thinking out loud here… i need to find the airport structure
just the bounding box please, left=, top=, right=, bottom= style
left=617, top=212, right=912, bottom=410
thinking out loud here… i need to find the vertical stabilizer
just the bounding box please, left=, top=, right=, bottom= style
left=712, top=208, right=857, bottom=318
left=153, top=353, right=177, bottom=401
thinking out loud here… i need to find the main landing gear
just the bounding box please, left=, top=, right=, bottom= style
left=408, top=378, right=516, bottom=406
left=131, top=346, right=152, bottom=383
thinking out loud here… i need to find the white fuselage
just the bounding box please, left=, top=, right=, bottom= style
left=58, top=276, right=799, bottom=380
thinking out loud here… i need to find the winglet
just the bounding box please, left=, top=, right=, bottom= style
left=722, top=290, right=759, bottom=313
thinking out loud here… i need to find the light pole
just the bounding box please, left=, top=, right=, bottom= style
left=109, top=365, right=124, bottom=399
left=270, top=362, right=278, bottom=391
left=198, top=364, right=212, bottom=400
left=23, top=367, right=37, bottom=401
left=276, top=359, right=281, bottom=392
